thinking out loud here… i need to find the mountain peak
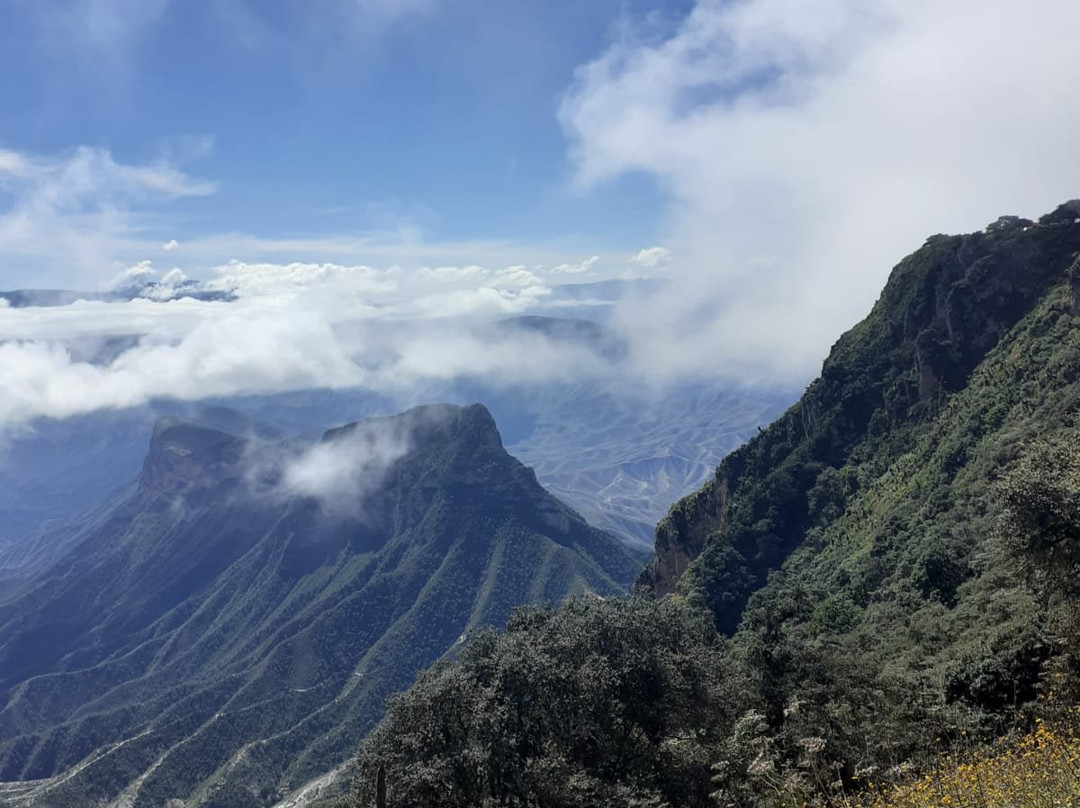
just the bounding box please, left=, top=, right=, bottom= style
left=325, top=402, right=503, bottom=451
left=0, top=402, right=642, bottom=806
left=141, top=416, right=247, bottom=494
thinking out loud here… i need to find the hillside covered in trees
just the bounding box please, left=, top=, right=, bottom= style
left=342, top=203, right=1080, bottom=807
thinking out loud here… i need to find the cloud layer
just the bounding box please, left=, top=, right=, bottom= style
left=0, top=256, right=627, bottom=431
left=4, top=0, right=1080, bottom=432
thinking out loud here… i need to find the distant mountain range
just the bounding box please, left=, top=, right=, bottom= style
left=0, top=284, right=232, bottom=308
left=0, top=404, right=643, bottom=807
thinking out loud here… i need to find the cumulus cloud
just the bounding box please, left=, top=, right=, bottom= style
left=163, top=239, right=180, bottom=251
left=560, top=0, right=1080, bottom=381
left=629, top=247, right=670, bottom=269
left=0, top=296, right=366, bottom=427
left=552, top=255, right=600, bottom=275
left=141, top=268, right=189, bottom=300
left=0, top=255, right=616, bottom=432
left=205, top=260, right=396, bottom=298
left=108, top=260, right=157, bottom=289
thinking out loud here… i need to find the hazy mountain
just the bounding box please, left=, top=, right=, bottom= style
left=0, top=404, right=643, bottom=807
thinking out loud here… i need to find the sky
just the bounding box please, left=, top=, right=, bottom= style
left=2, top=0, right=1080, bottom=430
left=0, top=0, right=687, bottom=283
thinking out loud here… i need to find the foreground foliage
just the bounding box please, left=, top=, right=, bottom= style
left=344, top=597, right=735, bottom=807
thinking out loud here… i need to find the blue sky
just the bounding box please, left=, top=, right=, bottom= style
left=2, top=0, right=1080, bottom=428
left=0, top=0, right=697, bottom=277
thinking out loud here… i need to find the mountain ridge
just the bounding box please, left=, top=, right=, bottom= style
left=0, top=403, right=643, bottom=807
left=641, top=201, right=1080, bottom=630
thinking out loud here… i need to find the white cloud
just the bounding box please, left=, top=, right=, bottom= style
left=247, top=405, right=464, bottom=519
left=551, top=255, right=600, bottom=275
left=108, top=260, right=156, bottom=289
left=0, top=150, right=28, bottom=178
left=140, top=267, right=188, bottom=300
left=0, top=297, right=365, bottom=429
left=0, top=146, right=214, bottom=286
left=278, top=419, right=413, bottom=515
left=415, top=265, right=487, bottom=284
left=163, top=239, right=180, bottom=251
left=629, top=247, right=670, bottom=269
left=159, top=268, right=187, bottom=286
left=205, top=260, right=397, bottom=298
left=560, top=0, right=1080, bottom=382
left=491, top=266, right=543, bottom=289
left=0, top=254, right=611, bottom=431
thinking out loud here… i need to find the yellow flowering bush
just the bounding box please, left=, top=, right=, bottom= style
left=854, top=708, right=1080, bottom=808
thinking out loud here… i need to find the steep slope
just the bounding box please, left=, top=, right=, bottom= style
left=642, top=202, right=1080, bottom=630
left=0, top=404, right=642, bottom=808
left=343, top=202, right=1080, bottom=807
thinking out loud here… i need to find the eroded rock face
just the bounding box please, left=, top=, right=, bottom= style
left=140, top=418, right=246, bottom=495
left=639, top=473, right=729, bottom=596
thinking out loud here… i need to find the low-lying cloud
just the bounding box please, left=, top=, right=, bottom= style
left=278, top=419, right=414, bottom=516
left=0, top=262, right=624, bottom=432
left=242, top=406, right=470, bottom=519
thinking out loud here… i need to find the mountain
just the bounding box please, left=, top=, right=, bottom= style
left=340, top=202, right=1080, bottom=807
left=641, top=202, right=1080, bottom=628
left=0, top=403, right=643, bottom=808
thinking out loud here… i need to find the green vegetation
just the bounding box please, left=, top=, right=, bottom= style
left=346, top=597, right=733, bottom=808
left=342, top=204, right=1080, bottom=807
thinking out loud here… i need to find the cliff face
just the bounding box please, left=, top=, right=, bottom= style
left=139, top=417, right=248, bottom=495
left=641, top=202, right=1080, bottom=631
